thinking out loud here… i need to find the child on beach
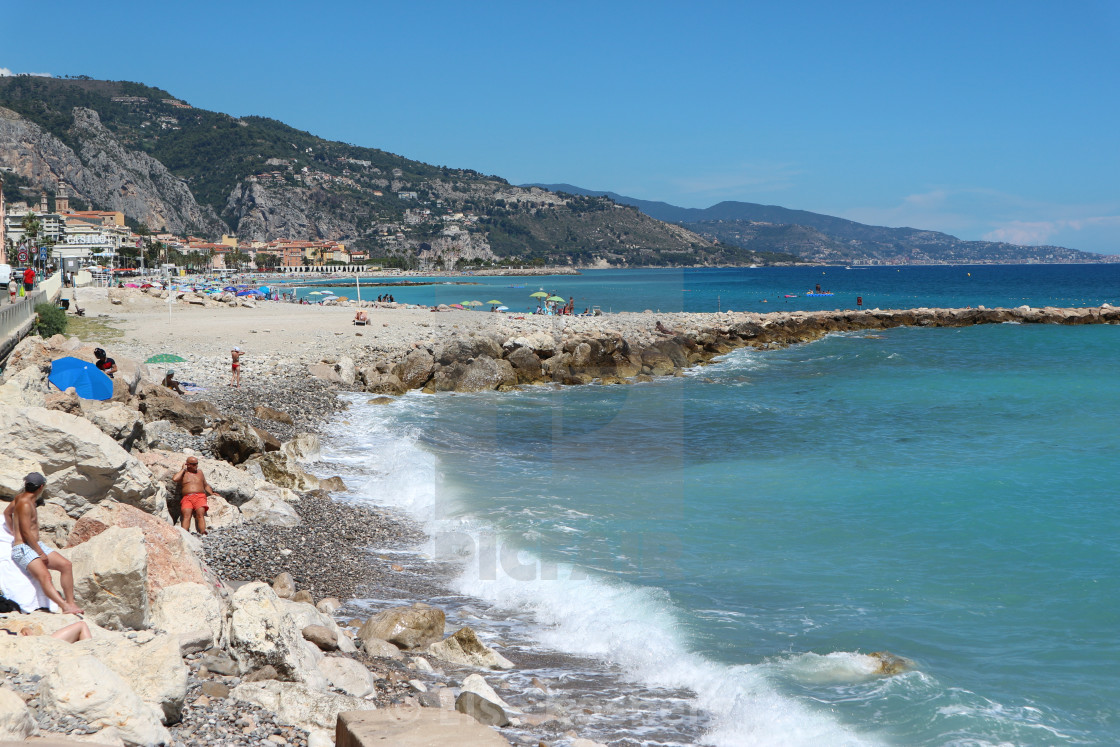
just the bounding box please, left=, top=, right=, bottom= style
left=230, top=346, right=242, bottom=388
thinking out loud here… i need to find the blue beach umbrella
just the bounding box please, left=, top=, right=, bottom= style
left=48, top=357, right=113, bottom=400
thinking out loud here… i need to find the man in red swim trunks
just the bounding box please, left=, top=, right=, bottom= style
left=230, top=346, right=242, bottom=388
left=172, top=456, right=222, bottom=535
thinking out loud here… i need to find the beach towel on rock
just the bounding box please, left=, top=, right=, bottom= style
left=0, top=520, right=57, bottom=613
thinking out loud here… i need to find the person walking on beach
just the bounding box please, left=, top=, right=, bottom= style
left=173, top=457, right=221, bottom=535
left=230, top=346, right=242, bottom=387
left=3, top=473, right=83, bottom=615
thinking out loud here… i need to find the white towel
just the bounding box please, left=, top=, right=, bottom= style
left=0, top=519, right=58, bottom=613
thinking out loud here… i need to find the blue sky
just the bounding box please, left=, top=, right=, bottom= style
left=4, top=1, right=1119, bottom=253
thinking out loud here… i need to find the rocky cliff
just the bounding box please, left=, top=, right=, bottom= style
left=0, top=106, right=226, bottom=235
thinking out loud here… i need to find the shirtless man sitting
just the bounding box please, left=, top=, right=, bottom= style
left=173, top=457, right=222, bottom=535
left=4, top=473, right=83, bottom=615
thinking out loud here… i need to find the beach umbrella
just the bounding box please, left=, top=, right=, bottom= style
left=466, top=300, right=483, bottom=307
left=449, top=303, right=465, bottom=309
left=48, top=357, right=113, bottom=401
left=547, top=295, right=565, bottom=302
left=308, top=291, right=324, bottom=295
left=529, top=291, right=548, bottom=298
left=486, top=300, right=502, bottom=305
left=496, top=305, right=509, bottom=311
left=145, top=353, right=187, bottom=364
left=222, top=286, right=237, bottom=292
left=236, top=289, right=264, bottom=296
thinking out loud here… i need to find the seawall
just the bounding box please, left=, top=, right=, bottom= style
left=348, top=304, right=1120, bottom=395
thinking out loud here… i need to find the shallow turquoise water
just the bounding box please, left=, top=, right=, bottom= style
left=294, top=263, right=1120, bottom=313
left=329, top=321, right=1120, bottom=745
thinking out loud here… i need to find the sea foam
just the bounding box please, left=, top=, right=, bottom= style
left=322, top=393, right=879, bottom=747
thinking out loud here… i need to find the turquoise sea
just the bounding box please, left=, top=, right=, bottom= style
left=293, top=263, right=1120, bottom=314
left=319, top=265, right=1120, bottom=746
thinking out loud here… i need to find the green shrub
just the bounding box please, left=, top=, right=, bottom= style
left=34, top=302, right=68, bottom=338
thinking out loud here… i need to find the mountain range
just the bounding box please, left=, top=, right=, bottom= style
left=0, top=74, right=1104, bottom=268
left=528, top=184, right=1107, bottom=265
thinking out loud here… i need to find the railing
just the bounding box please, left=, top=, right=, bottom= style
left=0, top=272, right=63, bottom=365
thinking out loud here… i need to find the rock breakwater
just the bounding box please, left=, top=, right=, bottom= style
left=343, top=305, right=1120, bottom=395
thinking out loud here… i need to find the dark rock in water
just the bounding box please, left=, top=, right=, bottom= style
left=455, top=691, right=510, bottom=727
left=302, top=624, right=338, bottom=651
left=869, top=651, right=914, bottom=675
left=366, top=396, right=395, bottom=405
left=361, top=369, right=406, bottom=395
left=359, top=605, right=445, bottom=650
left=254, top=405, right=294, bottom=425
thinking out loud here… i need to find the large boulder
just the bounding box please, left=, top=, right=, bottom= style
left=134, top=382, right=220, bottom=434
left=456, top=691, right=511, bottom=728
left=358, top=604, right=445, bottom=651
left=280, top=599, right=357, bottom=654
left=86, top=404, right=146, bottom=450
left=460, top=673, right=514, bottom=711
left=336, top=708, right=513, bottom=747
left=84, top=632, right=190, bottom=724
left=65, top=525, right=150, bottom=630
left=227, top=582, right=327, bottom=689
left=239, top=491, right=300, bottom=527
left=428, top=627, right=514, bottom=670
left=231, top=680, right=373, bottom=746
left=307, top=363, right=342, bottom=385
left=504, top=331, right=557, bottom=357
left=41, top=655, right=170, bottom=747
left=211, top=418, right=267, bottom=464
left=151, top=582, right=225, bottom=655
left=247, top=451, right=320, bottom=492
left=0, top=453, right=44, bottom=499
left=317, top=656, right=374, bottom=697
left=436, top=336, right=503, bottom=365
left=360, top=369, right=406, bottom=396
left=337, top=355, right=356, bottom=386
left=505, top=346, right=545, bottom=384
left=454, top=356, right=517, bottom=392
left=67, top=502, right=215, bottom=601
left=0, top=407, right=165, bottom=519
left=0, top=687, right=37, bottom=740
left=393, top=348, right=435, bottom=390
left=281, top=434, right=320, bottom=463
left=0, top=365, right=50, bottom=409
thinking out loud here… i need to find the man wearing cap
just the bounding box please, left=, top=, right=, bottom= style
left=3, top=473, right=83, bottom=615
left=230, top=346, right=242, bottom=388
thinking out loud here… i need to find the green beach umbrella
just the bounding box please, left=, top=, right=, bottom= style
left=486, top=300, right=502, bottom=305
left=547, top=295, right=565, bottom=302
left=145, top=353, right=187, bottom=364
left=530, top=291, right=548, bottom=298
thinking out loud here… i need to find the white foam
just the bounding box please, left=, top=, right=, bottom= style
left=324, top=395, right=881, bottom=747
